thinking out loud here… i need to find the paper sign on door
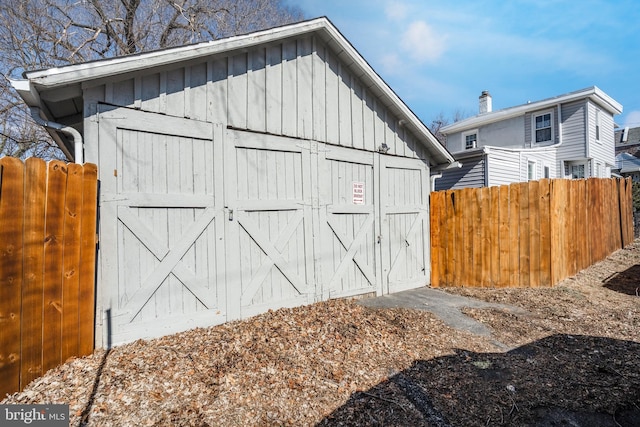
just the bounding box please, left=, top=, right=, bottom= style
left=353, top=182, right=365, bottom=205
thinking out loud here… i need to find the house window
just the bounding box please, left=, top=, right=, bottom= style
left=570, top=164, right=585, bottom=179
left=534, top=112, right=552, bottom=143
left=544, top=165, right=550, bottom=178
left=528, top=160, right=537, bottom=181
left=464, top=132, right=477, bottom=150
left=595, top=109, right=601, bottom=142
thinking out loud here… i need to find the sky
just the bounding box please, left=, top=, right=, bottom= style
left=288, top=0, right=640, bottom=128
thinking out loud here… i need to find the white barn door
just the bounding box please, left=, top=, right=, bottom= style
left=380, top=156, right=430, bottom=293
left=224, top=130, right=314, bottom=319
left=319, top=146, right=381, bottom=299
left=98, top=107, right=226, bottom=345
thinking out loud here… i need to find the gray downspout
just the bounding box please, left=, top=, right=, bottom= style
left=30, top=107, right=84, bottom=164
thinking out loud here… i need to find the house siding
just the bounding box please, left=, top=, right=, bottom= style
left=587, top=100, right=615, bottom=169
left=557, top=100, right=587, bottom=172
left=84, top=35, right=426, bottom=161
left=520, top=150, right=557, bottom=180
left=486, top=150, right=521, bottom=186
left=435, top=154, right=485, bottom=190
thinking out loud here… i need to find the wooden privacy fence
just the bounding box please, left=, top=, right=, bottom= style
left=430, top=178, right=634, bottom=288
left=0, top=157, right=98, bottom=398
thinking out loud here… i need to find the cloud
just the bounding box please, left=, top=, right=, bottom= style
left=401, top=20, right=447, bottom=63
left=385, top=0, right=409, bottom=21
left=623, top=110, right=640, bottom=127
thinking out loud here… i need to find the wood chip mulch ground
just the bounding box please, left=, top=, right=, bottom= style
left=3, top=241, right=640, bottom=426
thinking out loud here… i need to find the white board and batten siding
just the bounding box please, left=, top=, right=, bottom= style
left=91, top=36, right=426, bottom=160
left=86, top=32, right=435, bottom=346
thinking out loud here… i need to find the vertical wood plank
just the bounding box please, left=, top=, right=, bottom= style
left=61, top=164, right=83, bottom=362
left=610, top=179, right=621, bottom=253
left=337, top=62, right=352, bottom=147
left=538, top=179, right=551, bottom=287
left=578, top=179, right=588, bottom=271
left=498, top=185, right=511, bottom=287
left=472, top=188, right=482, bottom=286
left=550, top=179, right=567, bottom=284
left=429, top=191, right=442, bottom=287
left=529, top=180, right=540, bottom=287
left=627, top=178, right=634, bottom=245
left=282, top=40, right=297, bottom=136
left=479, top=187, right=491, bottom=287
left=228, top=53, right=248, bottom=129
left=0, top=157, right=24, bottom=396
left=566, top=180, right=576, bottom=276
left=42, top=161, right=67, bottom=374
left=508, top=183, right=520, bottom=286
left=518, top=183, right=530, bottom=287
left=462, top=189, right=474, bottom=286
left=297, top=37, right=314, bottom=140
left=449, top=189, right=460, bottom=287
left=21, top=157, right=47, bottom=388
left=247, top=49, right=267, bottom=132
left=489, top=186, right=500, bottom=287
left=78, top=164, right=97, bottom=356
left=350, top=77, right=364, bottom=150
left=208, top=58, right=228, bottom=126
left=312, top=39, right=326, bottom=143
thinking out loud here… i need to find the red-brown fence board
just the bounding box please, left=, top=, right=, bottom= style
left=0, top=158, right=98, bottom=398
left=431, top=178, right=634, bottom=288
left=0, top=157, right=24, bottom=397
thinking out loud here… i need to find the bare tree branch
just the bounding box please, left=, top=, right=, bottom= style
left=0, top=0, right=304, bottom=159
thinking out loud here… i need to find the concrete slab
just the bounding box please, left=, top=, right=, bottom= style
left=357, top=287, right=529, bottom=350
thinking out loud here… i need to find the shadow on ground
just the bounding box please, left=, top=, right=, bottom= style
left=604, top=264, right=640, bottom=296
left=318, top=334, right=640, bottom=427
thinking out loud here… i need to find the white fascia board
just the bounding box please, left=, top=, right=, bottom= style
left=9, top=78, right=41, bottom=107
left=25, top=18, right=330, bottom=86
left=442, top=86, right=622, bottom=135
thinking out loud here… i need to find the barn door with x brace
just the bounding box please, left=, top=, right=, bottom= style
left=379, top=156, right=430, bottom=293
left=98, top=106, right=227, bottom=346
left=318, top=145, right=382, bottom=299
left=223, top=129, right=315, bottom=320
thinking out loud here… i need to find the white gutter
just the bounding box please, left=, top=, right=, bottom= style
left=30, top=107, right=84, bottom=164
left=430, top=173, right=442, bottom=189
left=431, top=161, right=463, bottom=172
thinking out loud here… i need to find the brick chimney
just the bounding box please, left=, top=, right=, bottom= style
left=479, top=90, right=492, bottom=114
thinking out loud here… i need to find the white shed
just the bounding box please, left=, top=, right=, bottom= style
left=12, top=17, right=456, bottom=346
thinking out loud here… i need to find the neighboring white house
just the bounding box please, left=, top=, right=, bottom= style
left=435, top=87, right=623, bottom=191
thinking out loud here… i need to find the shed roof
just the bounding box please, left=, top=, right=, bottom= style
left=441, top=86, right=623, bottom=135
left=11, top=17, right=455, bottom=168
left=616, top=152, right=640, bottom=174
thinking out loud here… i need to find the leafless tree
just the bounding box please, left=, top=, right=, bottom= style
left=428, top=109, right=471, bottom=148
left=0, top=0, right=304, bottom=159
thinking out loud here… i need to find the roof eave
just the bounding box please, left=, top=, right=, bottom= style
left=442, top=86, right=623, bottom=134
